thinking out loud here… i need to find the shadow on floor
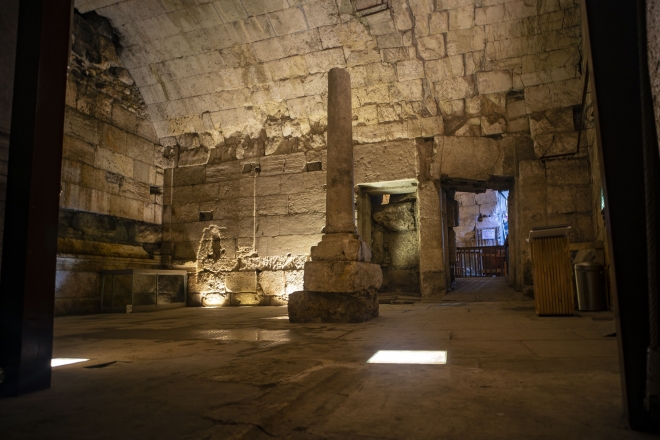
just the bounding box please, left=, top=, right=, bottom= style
left=443, top=277, right=531, bottom=302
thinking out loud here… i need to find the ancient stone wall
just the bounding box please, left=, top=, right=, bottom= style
left=454, top=189, right=507, bottom=247
left=514, top=155, right=595, bottom=294
left=56, top=12, right=165, bottom=315
left=183, top=139, right=422, bottom=306
left=67, top=0, right=590, bottom=304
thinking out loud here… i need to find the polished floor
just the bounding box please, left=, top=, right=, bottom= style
left=0, top=280, right=649, bottom=439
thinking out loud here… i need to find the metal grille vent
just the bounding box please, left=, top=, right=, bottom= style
left=353, top=0, right=390, bottom=16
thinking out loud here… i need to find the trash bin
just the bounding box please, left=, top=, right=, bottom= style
left=574, top=262, right=606, bottom=311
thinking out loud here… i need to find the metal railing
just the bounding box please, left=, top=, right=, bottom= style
left=453, top=246, right=507, bottom=277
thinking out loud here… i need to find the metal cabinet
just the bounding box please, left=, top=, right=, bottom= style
left=100, top=269, right=188, bottom=313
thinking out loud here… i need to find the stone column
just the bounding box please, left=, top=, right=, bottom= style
left=288, top=68, right=382, bottom=323
left=326, top=68, right=356, bottom=234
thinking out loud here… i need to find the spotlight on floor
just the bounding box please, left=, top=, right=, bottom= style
left=51, top=358, right=89, bottom=367
left=367, top=350, right=448, bottom=364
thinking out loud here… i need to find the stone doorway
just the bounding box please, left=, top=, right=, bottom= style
left=357, top=180, right=420, bottom=296
left=450, top=189, right=510, bottom=290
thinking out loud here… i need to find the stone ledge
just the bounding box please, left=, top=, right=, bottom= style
left=288, top=289, right=379, bottom=323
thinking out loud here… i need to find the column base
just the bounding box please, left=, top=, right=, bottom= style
left=288, top=289, right=379, bottom=323
left=303, top=260, right=382, bottom=292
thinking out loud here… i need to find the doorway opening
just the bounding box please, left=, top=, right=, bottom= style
left=357, top=180, right=420, bottom=296
left=451, top=189, right=509, bottom=282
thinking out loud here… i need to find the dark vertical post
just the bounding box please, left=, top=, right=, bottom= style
left=582, top=0, right=657, bottom=430
left=0, top=0, right=73, bottom=396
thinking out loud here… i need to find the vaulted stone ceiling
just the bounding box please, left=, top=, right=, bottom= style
left=74, top=0, right=582, bottom=162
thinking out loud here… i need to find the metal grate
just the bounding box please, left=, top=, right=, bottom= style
left=453, top=246, right=507, bottom=278
left=353, top=0, right=390, bottom=16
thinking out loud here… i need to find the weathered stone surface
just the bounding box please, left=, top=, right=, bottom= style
left=258, top=270, right=285, bottom=295
left=226, top=271, right=257, bottom=293
left=372, top=202, right=416, bottom=232
left=432, top=136, right=509, bottom=181
left=353, top=140, right=418, bottom=183
left=310, top=233, right=372, bottom=261
left=288, top=289, right=379, bottom=323
left=326, top=67, right=355, bottom=234
left=303, top=260, right=382, bottom=292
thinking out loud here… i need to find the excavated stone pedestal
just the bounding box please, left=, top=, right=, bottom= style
left=288, top=289, right=379, bottom=323
left=302, top=260, right=382, bottom=292
left=289, top=259, right=382, bottom=323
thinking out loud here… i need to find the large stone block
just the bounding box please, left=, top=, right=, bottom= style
left=353, top=140, right=418, bottom=183
left=524, top=78, right=582, bottom=113
left=425, top=55, right=464, bottom=82
left=475, top=4, right=506, bottom=25
left=310, top=233, right=372, bottom=261
left=546, top=185, right=591, bottom=215
left=529, top=107, right=574, bottom=137
left=396, top=59, right=425, bottom=81
left=63, top=135, right=96, bottom=166
left=417, top=35, right=446, bottom=60
left=477, top=70, right=512, bottom=94
left=288, top=289, right=379, bottom=323
left=446, top=26, right=485, bottom=56
left=226, top=271, right=257, bottom=293
left=545, top=158, right=590, bottom=186
left=258, top=270, right=285, bottom=296
left=269, top=7, right=308, bottom=35
left=287, top=191, right=325, bottom=214
left=285, top=269, right=304, bottom=294
left=432, top=136, right=503, bottom=181
left=280, top=212, right=326, bottom=235
left=533, top=131, right=578, bottom=157
left=94, top=147, right=134, bottom=178
left=256, top=233, right=322, bottom=256
left=303, top=0, right=340, bottom=28
left=420, top=270, right=446, bottom=297
left=434, top=75, right=476, bottom=101
left=448, top=6, right=474, bottom=30
left=303, top=260, right=382, bottom=292
left=304, top=47, right=346, bottom=74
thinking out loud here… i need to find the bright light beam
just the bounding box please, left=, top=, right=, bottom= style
left=51, top=358, right=89, bottom=367
left=366, top=350, right=448, bottom=364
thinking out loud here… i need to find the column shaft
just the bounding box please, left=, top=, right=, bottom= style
left=326, top=68, right=356, bottom=234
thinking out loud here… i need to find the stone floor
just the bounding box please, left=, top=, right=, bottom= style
left=0, top=280, right=650, bottom=439
left=443, top=277, right=532, bottom=302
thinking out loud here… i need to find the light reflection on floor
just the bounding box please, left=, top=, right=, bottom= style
left=367, top=350, right=448, bottom=364
left=51, top=358, right=89, bottom=367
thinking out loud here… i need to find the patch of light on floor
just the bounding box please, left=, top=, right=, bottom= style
left=51, top=358, right=89, bottom=367
left=261, top=316, right=289, bottom=319
left=366, top=350, right=448, bottom=364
